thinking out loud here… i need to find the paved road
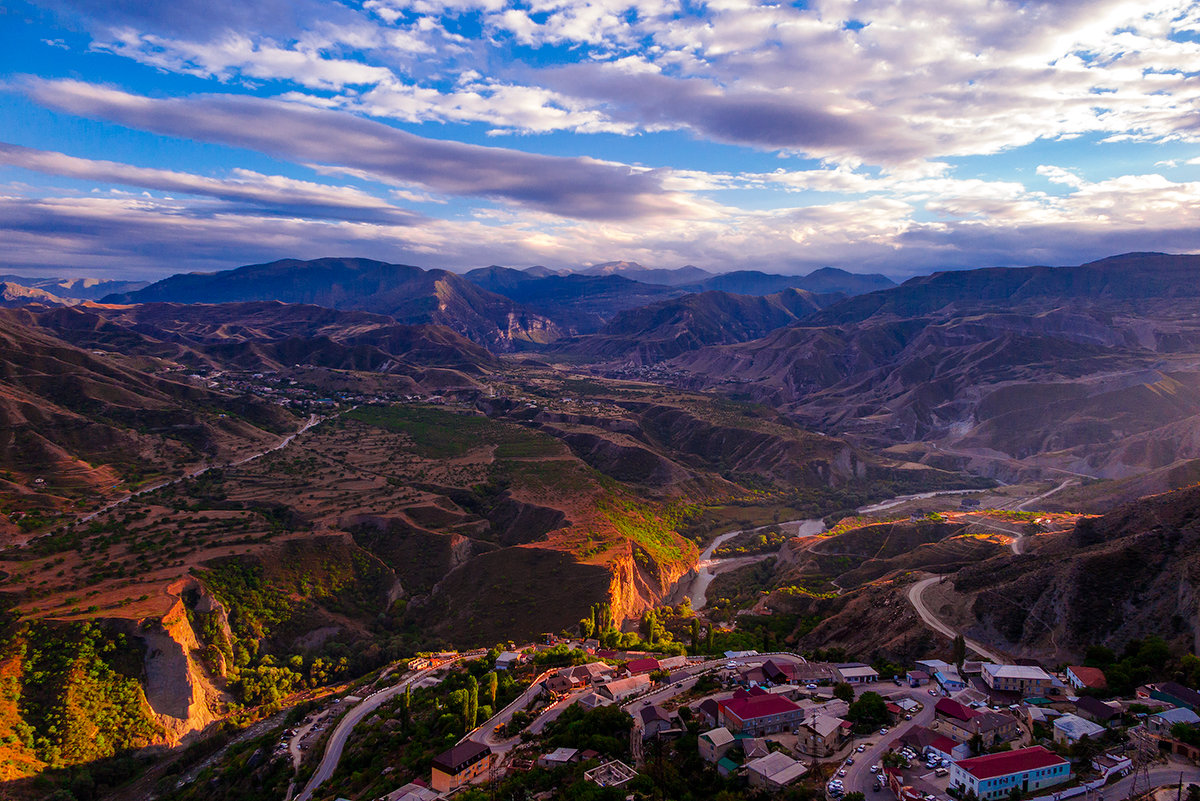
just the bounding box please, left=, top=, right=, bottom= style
left=908, top=575, right=1007, bottom=663
left=1106, top=764, right=1200, bottom=800
left=839, top=686, right=938, bottom=797
left=470, top=668, right=553, bottom=751
left=294, top=659, right=457, bottom=801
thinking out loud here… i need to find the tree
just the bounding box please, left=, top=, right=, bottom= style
left=833, top=682, right=855, bottom=703
left=579, top=617, right=594, bottom=639
left=845, top=793, right=866, bottom=801
left=1007, top=788, right=1023, bottom=801
left=705, top=626, right=714, bottom=653
left=952, top=635, right=967, bottom=669
left=467, top=675, right=479, bottom=730
left=882, top=751, right=908, bottom=769
left=482, top=671, right=498, bottom=708
left=969, top=734, right=984, bottom=756
left=691, top=619, right=700, bottom=652
left=846, top=691, right=888, bottom=726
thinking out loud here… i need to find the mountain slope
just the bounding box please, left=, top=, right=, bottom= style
left=698, top=267, right=895, bottom=296
left=579, top=261, right=714, bottom=286
left=550, top=288, right=831, bottom=364
left=665, top=254, right=1200, bottom=482
left=31, top=301, right=495, bottom=375
left=105, top=257, right=561, bottom=351
left=0, top=309, right=296, bottom=522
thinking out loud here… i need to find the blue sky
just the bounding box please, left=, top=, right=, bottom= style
left=2, top=0, right=1200, bottom=279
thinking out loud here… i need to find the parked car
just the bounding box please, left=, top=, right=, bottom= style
left=880, top=727, right=889, bottom=735
left=807, top=683, right=819, bottom=690
left=928, top=688, right=938, bottom=695
left=857, top=745, right=867, bottom=752
left=870, top=765, right=880, bottom=773
left=846, top=758, right=855, bottom=765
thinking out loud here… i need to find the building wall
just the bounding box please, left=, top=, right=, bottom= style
left=431, top=755, right=493, bottom=793
left=950, top=762, right=1070, bottom=800
left=699, top=737, right=733, bottom=763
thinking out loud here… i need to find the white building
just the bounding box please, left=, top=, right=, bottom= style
left=949, top=746, right=1070, bottom=801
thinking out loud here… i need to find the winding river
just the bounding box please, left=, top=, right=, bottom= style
left=667, top=487, right=993, bottom=611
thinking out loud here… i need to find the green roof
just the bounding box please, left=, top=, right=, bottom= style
left=1026, top=697, right=1054, bottom=706
left=718, top=757, right=740, bottom=772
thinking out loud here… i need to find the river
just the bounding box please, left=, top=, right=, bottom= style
left=668, top=517, right=826, bottom=610
left=667, top=485, right=995, bottom=611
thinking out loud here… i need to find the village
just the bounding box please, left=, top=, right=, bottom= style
left=359, top=641, right=1200, bottom=801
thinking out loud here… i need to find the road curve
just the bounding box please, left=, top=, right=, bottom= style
left=907, top=576, right=1007, bottom=663
left=294, top=660, right=455, bottom=801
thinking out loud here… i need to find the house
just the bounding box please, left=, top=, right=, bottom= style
left=538, top=747, right=580, bottom=768
left=935, top=669, right=966, bottom=693
left=1052, top=713, right=1106, bottom=745
left=571, top=662, right=617, bottom=684
left=907, top=670, right=930, bottom=687
left=431, top=741, right=494, bottom=793
left=495, top=651, right=523, bottom=670
left=699, top=727, right=736, bottom=763
left=625, top=657, right=660, bottom=675
left=640, top=706, right=673, bottom=739
left=962, top=662, right=987, bottom=677
left=741, top=736, right=770, bottom=760
left=917, top=659, right=953, bottom=674
left=1066, top=666, right=1108, bottom=691
left=578, top=691, right=612, bottom=709
left=544, top=673, right=582, bottom=695
left=746, top=752, right=808, bottom=789
left=659, top=655, right=689, bottom=671
left=598, top=674, right=651, bottom=702
left=837, top=664, right=880, bottom=684
left=698, top=698, right=721, bottom=727
left=981, top=664, right=1058, bottom=697
left=1091, top=754, right=1132, bottom=780
left=948, top=746, right=1070, bottom=801
left=1148, top=682, right=1200, bottom=712
left=762, top=658, right=799, bottom=684
left=897, top=726, right=972, bottom=762
left=1148, top=706, right=1200, bottom=734
left=384, top=782, right=439, bottom=801
left=1073, top=695, right=1121, bottom=726
left=717, top=757, right=740, bottom=776
left=798, top=714, right=849, bottom=757
left=719, top=693, right=804, bottom=736
left=934, top=699, right=1017, bottom=745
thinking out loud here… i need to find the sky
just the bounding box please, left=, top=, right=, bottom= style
left=2, top=0, right=1200, bottom=280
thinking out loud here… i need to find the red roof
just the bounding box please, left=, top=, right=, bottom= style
left=930, top=735, right=959, bottom=754
left=720, top=693, right=801, bottom=721
left=1068, top=666, right=1108, bottom=689
left=957, top=746, right=1067, bottom=780
left=626, top=657, right=660, bottom=674
left=935, top=697, right=978, bottom=723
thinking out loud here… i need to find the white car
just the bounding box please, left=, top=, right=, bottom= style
left=807, top=683, right=819, bottom=689
left=838, top=769, right=847, bottom=777
left=870, top=766, right=880, bottom=774
left=857, top=745, right=867, bottom=752
left=880, top=727, right=889, bottom=735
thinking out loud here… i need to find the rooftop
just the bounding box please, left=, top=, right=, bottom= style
left=432, top=740, right=491, bottom=774
left=1154, top=707, right=1200, bottom=725
left=984, top=664, right=1053, bottom=681
left=1053, top=713, right=1105, bottom=739
left=1067, top=665, right=1108, bottom=689
left=721, top=693, right=802, bottom=721
left=701, top=727, right=735, bottom=747
left=1074, top=695, right=1120, bottom=720
left=747, top=751, right=808, bottom=784
left=956, top=746, right=1068, bottom=780
left=935, top=698, right=977, bottom=723
left=626, top=657, right=660, bottom=674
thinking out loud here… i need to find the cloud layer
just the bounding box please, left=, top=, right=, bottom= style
left=2, top=0, right=1200, bottom=277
